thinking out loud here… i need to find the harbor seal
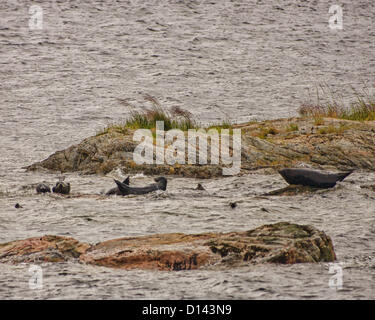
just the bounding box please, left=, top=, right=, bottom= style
left=114, top=177, right=167, bottom=196
left=52, top=182, right=71, bottom=194
left=105, top=176, right=130, bottom=195
left=36, top=183, right=51, bottom=193
left=278, top=168, right=353, bottom=188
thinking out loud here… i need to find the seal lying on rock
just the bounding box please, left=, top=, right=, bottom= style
left=278, top=168, right=353, bottom=188
left=36, top=183, right=51, bottom=193
left=52, top=182, right=70, bottom=194
left=106, top=176, right=130, bottom=195
left=114, top=177, right=167, bottom=195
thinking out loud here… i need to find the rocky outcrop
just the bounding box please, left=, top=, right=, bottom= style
left=0, top=222, right=336, bottom=270
left=0, top=235, right=90, bottom=264
left=25, top=117, right=375, bottom=177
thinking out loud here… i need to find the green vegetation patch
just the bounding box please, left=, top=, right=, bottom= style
left=299, top=85, right=375, bottom=121
left=96, top=95, right=234, bottom=135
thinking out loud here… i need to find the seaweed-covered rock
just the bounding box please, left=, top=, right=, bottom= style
left=0, top=222, right=336, bottom=270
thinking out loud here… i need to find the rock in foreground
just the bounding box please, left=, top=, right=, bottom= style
left=0, top=222, right=336, bottom=270
left=0, top=235, right=90, bottom=264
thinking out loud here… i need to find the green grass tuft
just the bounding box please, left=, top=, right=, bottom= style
left=299, top=86, right=375, bottom=121
left=97, top=96, right=234, bottom=135
left=286, top=123, right=299, bottom=132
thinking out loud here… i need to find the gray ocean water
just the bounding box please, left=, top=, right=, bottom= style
left=0, top=0, right=374, bottom=299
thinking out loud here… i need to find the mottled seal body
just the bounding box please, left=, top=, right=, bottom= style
left=106, top=176, right=130, bottom=195
left=36, top=184, right=51, bottom=193
left=52, top=182, right=70, bottom=194
left=278, top=168, right=353, bottom=188
left=114, top=177, right=167, bottom=196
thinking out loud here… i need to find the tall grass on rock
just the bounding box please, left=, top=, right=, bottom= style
left=299, top=87, right=375, bottom=121
left=96, top=95, right=233, bottom=136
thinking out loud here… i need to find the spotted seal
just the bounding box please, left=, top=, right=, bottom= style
left=52, top=182, right=71, bottom=194
left=36, top=184, right=51, bottom=193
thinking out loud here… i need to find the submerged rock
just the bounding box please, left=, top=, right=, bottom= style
left=0, top=222, right=336, bottom=270
left=263, top=185, right=323, bottom=196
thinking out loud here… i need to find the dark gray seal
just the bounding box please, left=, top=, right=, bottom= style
left=106, top=176, right=130, bottom=195
left=36, top=183, right=51, bottom=193
left=52, top=182, right=70, bottom=194
left=114, top=177, right=167, bottom=196
left=278, top=168, right=353, bottom=188
left=195, top=183, right=205, bottom=191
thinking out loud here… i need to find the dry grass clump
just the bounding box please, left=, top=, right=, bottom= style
left=258, top=126, right=279, bottom=139
left=299, top=85, right=375, bottom=121
left=97, top=95, right=233, bottom=136
left=318, top=122, right=350, bottom=135
left=285, top=123, right=299, bottom=132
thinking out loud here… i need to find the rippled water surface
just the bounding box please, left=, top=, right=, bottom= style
left=0, top=0, right=375, bottom=299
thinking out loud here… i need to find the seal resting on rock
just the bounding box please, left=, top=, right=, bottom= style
left=278, top=168, right=353, bottom=188
left=52, top=182, right=70, bottom=194
left=114, top=177, right=167, bottom=196
left=106, top=176, right=130, bottom=195
left=36, top=183, right=51, bottom=193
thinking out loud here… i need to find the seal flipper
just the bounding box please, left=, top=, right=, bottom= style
left=122, top=176, right=130, bottom=185
left=336, top=170, right=354, bottom=182
left=114, top=179, right=130, bottom=195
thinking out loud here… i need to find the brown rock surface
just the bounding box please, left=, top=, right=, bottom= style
left=0, top=222, right=336, bottom=270
left=25, top=117, right=375, bottom=177
left=0, top=235, right=90, bottom=264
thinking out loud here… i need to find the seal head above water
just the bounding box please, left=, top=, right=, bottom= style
left=52, top=182, right=71, bottom=194
left=36, top=183, right=51, bottom=194
left=278, top=168, right=353, bottom=188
